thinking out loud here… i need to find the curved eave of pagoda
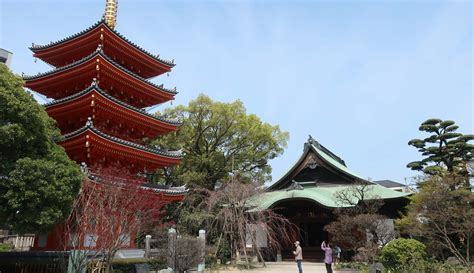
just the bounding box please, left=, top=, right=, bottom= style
left=86, top=178, right=188, bottom=199
left=141, top=183, right=189, bottom=198
left=29, top=20, right=174, bottom=77
left=45, top=85, right=181, bottom=136
left=24, top=50, right=177, bottom=104
left=59, top=123, right=182, bottom=169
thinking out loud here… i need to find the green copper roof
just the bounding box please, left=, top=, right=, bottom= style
left=267, top=138, right=369, bottom=190
left=252, top=184, right=410, bottom=210
left=311, top=144, right=366, bottom=181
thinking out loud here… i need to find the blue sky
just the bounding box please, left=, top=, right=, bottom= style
left=1, top=0, right=472, bottom=185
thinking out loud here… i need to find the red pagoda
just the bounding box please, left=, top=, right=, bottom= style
left=24, top=2, right=186, bottom=250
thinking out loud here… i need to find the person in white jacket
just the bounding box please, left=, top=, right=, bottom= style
left=293, top=241, right=303, bottom=273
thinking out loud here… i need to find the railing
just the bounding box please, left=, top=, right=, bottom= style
left=0, top=234, right=35, bottom=251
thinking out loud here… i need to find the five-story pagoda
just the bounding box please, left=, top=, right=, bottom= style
left=24, top=1, right=186, bottom=250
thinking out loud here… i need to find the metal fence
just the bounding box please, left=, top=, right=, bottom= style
left=0, top=251, right=67, bottom=273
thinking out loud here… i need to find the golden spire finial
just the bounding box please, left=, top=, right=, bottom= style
left=104, top=0, right=118, bottom=29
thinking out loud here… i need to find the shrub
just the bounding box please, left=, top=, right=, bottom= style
left=386, top=259, right=473, bottom=273
left=216, top=237, right=231, bottom=264
left=335, top=261, right=368, bottom=270
left=111, top=258, right=150, bottom=273
left=147, top=257, right=167, bottom=271
left=380, top=238, right=426, bottom=270
left=0, top=243, right=13, bottom=252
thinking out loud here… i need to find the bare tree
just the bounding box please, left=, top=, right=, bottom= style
left=62, top=180, right=100, bottom=273
left=334, top=183, right=384, bottom=214
left=204, top=176, right=298, bottom=268
left=325, top=183, right=396, bottom=262
left=168, top=232, right=203, bottom=273
left=64, top=167, right=168, bottom=273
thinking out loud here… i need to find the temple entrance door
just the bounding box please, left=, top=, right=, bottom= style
left=299, top=222, right=326, bottom=248
left=272, top=199, right=334, bottom=261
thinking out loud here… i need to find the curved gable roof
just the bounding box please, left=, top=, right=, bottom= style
left=267, top=136, right=368, bottom=191
left=253, top=184, right=410, bottom=210
left=311, top=143, right=366, bottom=181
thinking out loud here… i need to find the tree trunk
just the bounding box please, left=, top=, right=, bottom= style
left=104, top=255, right=113, bottom=273
left=252, top=232, right=266, bottom=267
left=238, top=223, right=250, bottom=269
left=466, top=235, right=470, bottom=263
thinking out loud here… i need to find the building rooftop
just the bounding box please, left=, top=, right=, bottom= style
left=374, top=180, right=407, bottom=188
left=0, top=48, right=13, bottom=67
left=252, top=183, right=410, bottom=210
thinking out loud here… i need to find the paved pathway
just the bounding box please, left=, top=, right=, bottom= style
left=215, top=261, right=330, bottom=273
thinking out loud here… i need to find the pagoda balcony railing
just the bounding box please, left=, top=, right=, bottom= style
left=80, top=163, right=183, bottom=192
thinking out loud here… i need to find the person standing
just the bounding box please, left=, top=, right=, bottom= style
left=293, top=241, right=303, bottom=273
left=321, top=241, right=333, bottom=273
left=334, top=245, right=341, bottom=264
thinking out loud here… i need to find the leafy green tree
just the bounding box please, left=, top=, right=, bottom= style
left=397, top=119, right=474, bottom=266
left=150, top=94, right=289, bottom=190
left=407, top=118, right=474, bottom=184
left=0, top=64, right=82, bottom=233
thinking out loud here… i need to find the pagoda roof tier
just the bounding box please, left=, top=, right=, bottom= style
left=86, top=174, right=188, bottom=197
left=30, top=20, right=174, bottom=78
left=59, top=122, right=182, bottom=172
left=44, top=85, right=180, bottom=140
left=24, top=49, right=177, bottom=108
left=142, top=183, right=188, bottom=197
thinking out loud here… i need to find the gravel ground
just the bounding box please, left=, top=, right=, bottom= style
left=213, top=261, right=331, bottom=273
